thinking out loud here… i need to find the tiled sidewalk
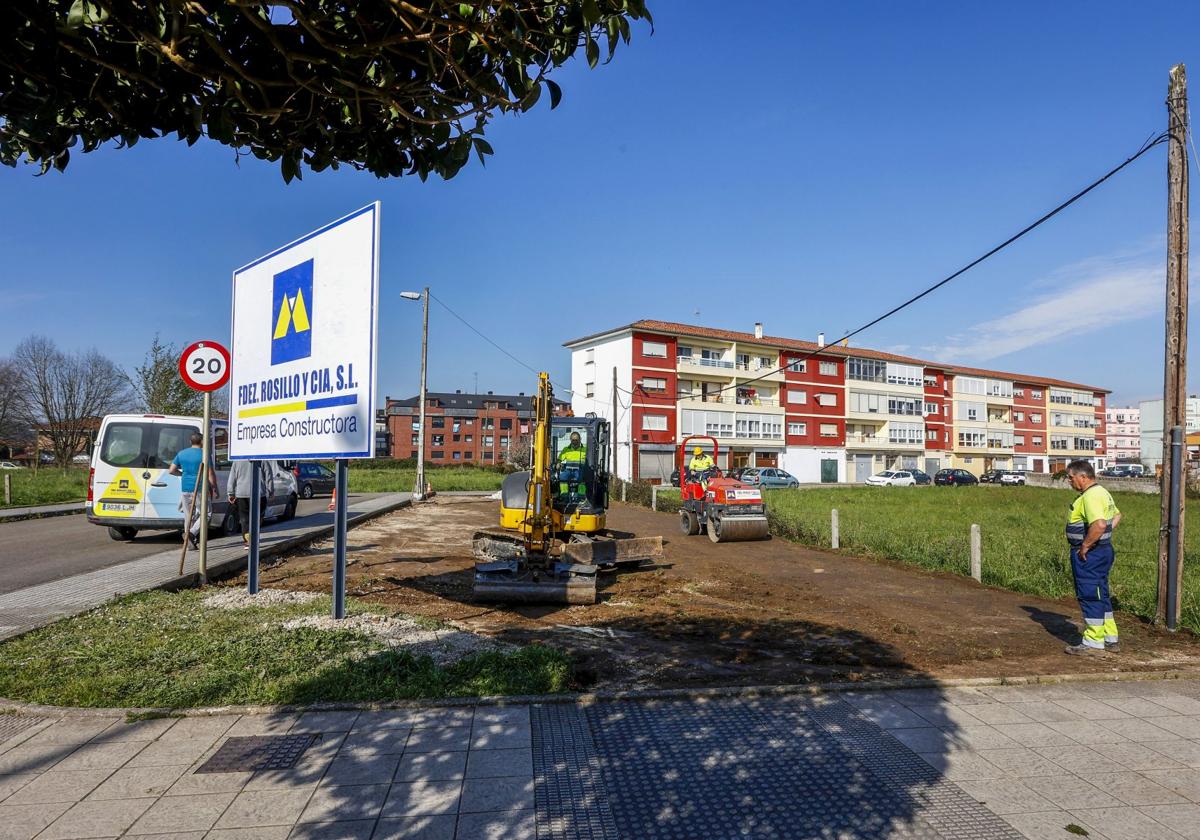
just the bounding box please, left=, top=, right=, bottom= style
left=2, top=678, right=1200, bottom=839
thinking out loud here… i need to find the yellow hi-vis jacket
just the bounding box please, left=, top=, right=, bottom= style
left=689, top=454, right=714, bottom=472
left=560, top=444, right=587, bottom=464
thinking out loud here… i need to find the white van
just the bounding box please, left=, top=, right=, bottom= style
left=88, top=413, right=299, bottom=541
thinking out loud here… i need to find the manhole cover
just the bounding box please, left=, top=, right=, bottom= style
left=195, top=734, right=315, bottom=773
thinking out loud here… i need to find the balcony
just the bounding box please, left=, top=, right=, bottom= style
left=677, top=354, right=734, bottom=371
left=678, top=393, right=783, bottom=411
left=845, top=433, right=923, bottom=450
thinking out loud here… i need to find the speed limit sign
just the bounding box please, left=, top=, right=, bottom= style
left=179, top=340, right=231, bottom=392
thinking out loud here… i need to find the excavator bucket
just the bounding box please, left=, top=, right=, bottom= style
left=562, top=536, right=664, bottom=567
left=708, top=515, right=770, bottom=543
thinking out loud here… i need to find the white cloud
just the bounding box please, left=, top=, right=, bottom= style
left=922, top=258, right=1163, bottom=364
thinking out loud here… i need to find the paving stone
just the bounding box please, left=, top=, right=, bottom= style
left=396, top=751, right=468, bottom=782
left=950, top=723, right=1021, bottom=750
left=0, top=801, right=71, bottom=840
left=165, top=767, right=252, bottom=796
left=1143, top=770, right=1200, bottom=802
left=215, top=788, right=315, bottom=828
left=1081, top=771, right=1187, bottom=806
left=381, top=780, right=462, bottom=817
left=1046, top=720, right=1129, bottom=745
left=126, top=738, right=213, bottom=768
left=459, top=776, right=533, bottom=813
left=38, top=797, right=155, bottom=839
left=1137, top=803, right=1200, bottom=839
left=917, top=748, right=1009, bottom=780
left=291, top=713, right=360, bottom=734
left=454, top=808, right=535, bottom=840
left=1036, top=744, right=1130, bottom=775
left=1102, top=697, right=1180, bottom=718
left=404, top=728, right=471, bottom=753
left=124, top=832, right=207, bottom=839
left=0, top=719, right=50, bottom=755
left=0, top=744, right=78, bottom=775
left=242, top=758, right=331, bottom=792
left=1002, top=810, right=1112, bottom=840
left=1097, top=717, right=1182, bottom=742
left=942, top=687, right=999, bottom=705
left=155, top=716, right=236, bottom=743
left=1030, top=775, right=1123, bottom=810
left=371, top=815, right=457, bottom=840
left=406, top=709, right=475, bottom=730
left=0, top=774, right=35, bottom=803
left=288, top=820, right=376, bottom=839
left=980, top=686, right=1050, bottom=703
left=1152, top=696, right=1200, bottom=716
left=320, top=753, right=398, bottom=786
left=299, top=784, right=388, bottom=823
left=350, top=711, right=415, bottom=731
left=905, top=702, right=982, bottom=729
left=87, top=764, right=188, bottom=800
left=472, top=707, right=530, bottom=728
left=1004, top=702, right=1080, bottom=723
left=206, top=827, right=291, bottom=840
left=127, top=792, right=238, bottom=834
left=884, top=688, right=951, bottom=706
left=49, top=740, right=149, bottom=772
left=967, top=704, right=1038, bottom=726
left=339, top=729, right=410, bottom=755
left=95, top=718, right=179, bottom=742
left=1069, top=806, right=1187, bottom=839
left=975, top=748, right=1065, bottom=778
left=992, top=723, right=1078, bottom=748
left=1146, top=740, right=1200, bottom=767
left=1078, top=701, right=1136, bottom=721
left=469, top=725, right=530, bottom=751
left=4, top=769, right=110, bottom=804
left=1092, top=742, right=1190, bottom=771
left=465, top=748, right=532, bottom=780
left=955, top=778, right=1058, bottom=815
left=21, top=720, right=116, bottom=746
left=854, top=703, right=930, bottom=730
left=225, top=715, right=302, bottom=738
left=887, top=727, right=949, bottom=753
left=1151, top=717, right=1200, bottom=740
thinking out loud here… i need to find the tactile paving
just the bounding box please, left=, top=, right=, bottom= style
left=0, top=716, right=44, bottom=746
left=531, top=703, right=619, bottom=840
left=194, top=733, right=315, bottom=773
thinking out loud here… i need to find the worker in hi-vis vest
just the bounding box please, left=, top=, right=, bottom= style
left=688, top=446, right=715, bottom=489
left=558, top=432, right=587, bottom=496
left=1063, top=459, right=1122, bottom=656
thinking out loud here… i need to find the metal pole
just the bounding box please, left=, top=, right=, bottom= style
left=970, top=523, right=982, bottom=583
left=612, top=366, right=619, bottom=481
left=414, top=287, right=429, bottom=500
left=1167, top=425, right=1184, bottom=630
left=248, top=460, right=261, bottom=595
left=651, top=484, right=658, bottom=511
left=333, top=458, right=348, bottom=619
left=197, top=391, right=212, bottom=584
left=831, top=509, right=839, bottom=549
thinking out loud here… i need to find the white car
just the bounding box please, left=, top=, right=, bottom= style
left=0, top=461, right=22, bottom=470
left=998, top=471, right=1027, bottom=486
left=866, top=470, right=916, bottom=487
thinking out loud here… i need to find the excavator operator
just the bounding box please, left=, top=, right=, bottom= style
left=558, top=431, right=587, bottom=496
left=688, top=446, right=716, bottom=489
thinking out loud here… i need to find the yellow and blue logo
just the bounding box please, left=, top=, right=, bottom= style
left=271, top=259, right=313, bottom=365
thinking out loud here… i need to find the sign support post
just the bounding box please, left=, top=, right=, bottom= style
left=333, top=459, right=349, bottom=618
left=178, top=339, right=231, bottom=584
left=198, top=390, right=212, bottom=583
left=248, top=461, right=261, bottom=594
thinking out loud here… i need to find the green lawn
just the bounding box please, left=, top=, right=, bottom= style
left=0, top=467, right=87, bottom=509
left=753, top=485, right=1200, bottom=633
left=348, top=466, right=504, bottom=494
left=0, top=590, right=570, bottom=708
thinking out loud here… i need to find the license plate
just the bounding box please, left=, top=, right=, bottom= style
left=101, top=502, right=135, bottom=512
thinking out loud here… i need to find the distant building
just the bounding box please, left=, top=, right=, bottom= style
left=1139, top=396, right=1200, bottom=471
left=384, top=390, right=570, bottom=464
left=1105, top=406, right=1141, bottom=464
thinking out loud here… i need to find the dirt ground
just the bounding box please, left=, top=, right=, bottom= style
left=242, top=497, right=1200, bottom=691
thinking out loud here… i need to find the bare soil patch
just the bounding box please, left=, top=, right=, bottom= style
left=238, top=497, right=1200, bottom=691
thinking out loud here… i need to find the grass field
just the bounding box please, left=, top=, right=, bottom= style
left=0, top=590, right=570, bottom=708
left=347, top=466, right=504, bottom=493
left=0, top=467, right=87, bottom=508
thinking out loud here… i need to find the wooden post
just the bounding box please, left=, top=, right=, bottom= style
left=3, top=473, right=10, bottom=506
left=651, top=484, right=658, bottom=511
left=621, top=479, right=627, bottom=503
left=1159, top=64, right=1190, bottom=624
left=970, top=523, right=982, bottom=582
left=831, top=508, right=839, bottom=549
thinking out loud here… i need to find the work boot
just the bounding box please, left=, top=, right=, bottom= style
left=1105, top=641, right=1122, bottom=653
left=1064, top=643, right=1106, bottom=657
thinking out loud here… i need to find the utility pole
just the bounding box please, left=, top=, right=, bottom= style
left=1158, top=64, right=1189, bottom=628
left=415, top=286, right=429, bottom=499
left=611, top=366, right=619, bottom=480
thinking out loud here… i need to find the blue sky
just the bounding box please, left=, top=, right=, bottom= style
left=1, top=1, right=1197, bottom=408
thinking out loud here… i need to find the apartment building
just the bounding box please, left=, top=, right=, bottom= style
left=384, top=390, right=570, bottom=464
left=565, top=320, right=1108, bottom=483
left=1139, top=396, right=1200, bottom=471
left=1105, top=406, right=1141, bottom=465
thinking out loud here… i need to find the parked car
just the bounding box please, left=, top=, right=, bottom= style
left=670, top=468, right=680, bottom=487
left=910, top=469, right=932, bottom=485
left=0, top=461, right=23, bottom=470
left=865, top=470, right=916, bottom=487
left=978, top=469, right=1005, bottom=484
left=293, top=462, right=337, bottom=498
left=998, top=470, right=1027, bottom=486
left=934, top=468, right=978, bottom=486
left=738, top=467, right=800, bottom=489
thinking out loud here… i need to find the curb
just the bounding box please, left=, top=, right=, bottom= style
left=4, top=667, right=1199, bottom=720
left=0, top=503, right=87, bottom=524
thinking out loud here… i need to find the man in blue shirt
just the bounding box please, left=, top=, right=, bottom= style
left=169, top=432, right=216, bottom=547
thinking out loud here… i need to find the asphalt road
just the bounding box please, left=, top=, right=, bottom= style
left=0, top=497, right=333, bottom=594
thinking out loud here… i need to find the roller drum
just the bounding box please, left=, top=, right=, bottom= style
left=708, top=514, right=769, bottom=543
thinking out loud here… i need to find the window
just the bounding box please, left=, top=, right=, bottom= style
left=411, top=420, right=420, bottom=430
left=889, top=423, right=924, bottom=445
left=888, top=396, right=921, bottom=416
left=500, top=437, right=510, bottom=448
left=452, top=421, right=461, bottom=433
left=1032, top=436, right=1043, bottom=445
left=640, top=377, right=667, bottom=392
left=1031, top=390, right=1043, bottom=400
left=819, top=423, right=838, bottom=437
left=958, top=430, right=986, bottom=448
left=847, top=358, right=886, bottom=382
left=432, top=434, right=444, bottom=446
left=926, top=429, right=940, bottom=441
left=1014, top=388, right=1025, bottom=397
left=924, top=401, right=938, bottom=415
left=483, top=435, right=494, bottom=447
left=677, top=344, right=692, bottom=359
left=585, top=382, right=594, bottom=398
left=642, top=340, right=667, bottom=357
left=431, top=417, right=445, bottom=428
left=819, top=361, right=837, bottom=376
left=465, top=434, right=473, bottom=443
left=1051, top=435, right=1070, bottom=451
left=1014, top=434, right=1025, bottom=445
left=787, top=389, right=807, bottom=405
left=787, top=422, right=807, bottom=436
left=1013, top=411, right=1024, bottom=422
left=736, top=353, right=750, bottom=370
left=985, top=379, right=1014, bottom=398
left=585, top=348, right=594, bottom=364
left=886, top=363, right=923, bottom=387
left=642, top=414, right=668, bottom=431
left=788, top=359, right=806, bottom=373
left=1031, top=413, right=1042, bottom=423
left=817, top=393, right=838, bottom=407
left=849, top=391, right=883, bottom=413
left=756, top=356, right=774, bottom=370
left=453, top=451, right=462, bottom=460
left=500, top=418, right=512, bottom=430
left=411, top=434, right=419, bottom=445
left=924, top=374, right=939, bottom=387
left=431, top=451, right=444, bottom=459
left=956, top=376, right=985, bottom=396
left=957, top=401, right=984, bottom=422
left=452, top=435, right=460, bottom=442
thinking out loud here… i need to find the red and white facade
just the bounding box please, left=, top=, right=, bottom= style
left=565, top=320, right=1109, bottom=483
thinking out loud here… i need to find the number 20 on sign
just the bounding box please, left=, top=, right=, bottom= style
left=179, top=340, right=231, bottom=392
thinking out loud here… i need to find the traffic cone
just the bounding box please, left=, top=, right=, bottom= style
left=327, top=488, right=336, bottom=512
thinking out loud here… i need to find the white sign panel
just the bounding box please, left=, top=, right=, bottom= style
left=229, top=202, right=380, bottom=460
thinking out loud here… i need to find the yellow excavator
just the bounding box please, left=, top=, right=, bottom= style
left=472, top=372, right=663, bottom=604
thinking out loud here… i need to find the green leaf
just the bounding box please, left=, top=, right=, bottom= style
left=66, top=0, right=108, bottom=28
left=545, top=79, right=562, bottom=109
left=585, top=37, right=599, bottom=69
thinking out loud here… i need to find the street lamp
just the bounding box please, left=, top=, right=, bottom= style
left=400, top=288, right=429, bottom=499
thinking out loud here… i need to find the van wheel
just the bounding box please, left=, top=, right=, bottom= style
left=301, top=484, right=314, bottom=499
left=221, top=509, right=240, bottom=537
left=107, top=526, right=137, bottom=541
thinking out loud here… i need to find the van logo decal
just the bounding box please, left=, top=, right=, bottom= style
left=271, top=259, right=313, bottom=366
